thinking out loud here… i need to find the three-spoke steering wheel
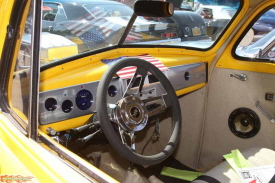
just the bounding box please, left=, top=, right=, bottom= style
left=96, top=58, right=181, bottom=165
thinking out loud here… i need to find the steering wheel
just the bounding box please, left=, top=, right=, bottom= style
left=96, top=58, right=181, bottom=165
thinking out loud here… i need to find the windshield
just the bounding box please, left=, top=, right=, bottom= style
left=20, top=0, right=241, bottom=68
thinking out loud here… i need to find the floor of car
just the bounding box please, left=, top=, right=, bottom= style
left=145, top=156, right=197, bottom=183
left=82, top=144, right=196, bottom=183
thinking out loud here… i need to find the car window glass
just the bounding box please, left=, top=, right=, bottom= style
left=83, top=4, right=133, bottom=17
left=55, top=4, right=67, bottom=22
left=124, top=0, right=241, bottom=48
left=42, top=3, right=58, bottom=21
left=235, top=7, right=275, bottom=61
left=36, top=0, right=240, bottom=67
left=11, top=5, right=33, bottom=121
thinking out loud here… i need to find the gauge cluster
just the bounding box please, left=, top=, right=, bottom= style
left=39, top=62, right=206, bottom=125
left=39, top=78, right=122, bottom=124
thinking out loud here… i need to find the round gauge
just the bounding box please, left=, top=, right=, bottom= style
left=184, top=71, right=190, bottom=81
left=108, top=85, right=117, bottom=97
left=45, top=98, right=57, bottom=111
left=62, top=100, right=73, bottom=113
left=75, top=89, right=93, bottom=110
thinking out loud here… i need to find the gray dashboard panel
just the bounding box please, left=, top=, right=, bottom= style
left=39, top=78, right=122, bottom=124
left=39, top=62, right=206, bottom=125
left=167, top=62, right=206, bottom=90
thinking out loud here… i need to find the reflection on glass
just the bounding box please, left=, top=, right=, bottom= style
left=19, top=0, right=241, bottom=67
left=236, top=8, right=275, bottom=60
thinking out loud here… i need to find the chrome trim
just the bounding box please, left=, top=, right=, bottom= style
left=229, top=73, right=247, bottom=81
left=256, top=101, right=275, bottom=123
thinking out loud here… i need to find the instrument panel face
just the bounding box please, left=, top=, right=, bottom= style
left=39, top=62, right=206, bottom=125
left=39, top=78, right=122, bottom=124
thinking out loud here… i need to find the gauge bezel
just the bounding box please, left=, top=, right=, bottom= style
left=75, top=89, right=93, bottom=110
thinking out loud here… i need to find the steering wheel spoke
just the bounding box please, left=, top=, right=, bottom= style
left=123, top=67, right=148, bottom=98
left=129, top=132, right=136, bottom=151
left=118, top=126, right=136, bottom=151
left=118, top=126, right=127, bottom=145
left=148, top=104, right=167, bottom=117
left=142, top=94, right=171, bottom=117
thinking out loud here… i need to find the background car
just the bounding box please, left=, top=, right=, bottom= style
left=42, top=0, right=181, bottom=53
left=169, top=11, right=209, bottom=41
left=180, top=1, right=194, bottom=11
left=252, top=9, right=275, bottom=37
left=196, top=5, right=237, bottom=40
left=252, top=21, right=273, bottom=36
left=257, top=9, right=275, bottom=28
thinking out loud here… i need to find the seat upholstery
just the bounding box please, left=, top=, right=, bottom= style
left=192, top=147, right=275, bottom=183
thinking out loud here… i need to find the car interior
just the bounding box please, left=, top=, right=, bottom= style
left=3, top=0, right=275, bottom=182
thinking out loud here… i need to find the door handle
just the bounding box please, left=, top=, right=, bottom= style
left=229, top=73, right=247, bottom=81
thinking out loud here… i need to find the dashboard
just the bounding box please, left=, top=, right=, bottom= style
left=39, top=62, right=207, bottom=125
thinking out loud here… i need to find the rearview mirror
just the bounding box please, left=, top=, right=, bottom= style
left=134, top=1, right=174, bottom=17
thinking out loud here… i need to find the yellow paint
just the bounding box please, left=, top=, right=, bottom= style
left=38, top=47, right=211, bottom=133
left=39, top=114, right=92, bottom=134
left=40, top=47, right=215, bottom=92
left=0, top=114, right=96, bottom=183
left=0, top=0, right=14, bottom=56
left=7, top=0, right=31, bottom=111
left=176, top=83, right=206, bottom=96
left=216, top=1, right=275, bottom=74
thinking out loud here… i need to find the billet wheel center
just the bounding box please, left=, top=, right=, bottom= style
left=114, top=96, right=148, bottom=131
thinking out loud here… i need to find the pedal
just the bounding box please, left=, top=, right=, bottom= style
left=88, top=152, right=101, bottom=168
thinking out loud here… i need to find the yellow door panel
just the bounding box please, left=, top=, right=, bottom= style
left=0, top=114, right=99, bottom=183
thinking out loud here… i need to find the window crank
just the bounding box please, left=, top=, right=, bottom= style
left=229, top=73, right=247, bottom=81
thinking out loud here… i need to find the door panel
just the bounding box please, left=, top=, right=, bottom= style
left=199, top=68, right=275, bottom=171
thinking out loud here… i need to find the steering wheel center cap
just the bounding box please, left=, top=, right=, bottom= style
left=130, top=106, right=141, bottom=119
left=115, top=96, right=148, bottom=131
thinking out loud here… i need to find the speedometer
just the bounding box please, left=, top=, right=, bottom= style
left=75, top=89, right=93, bottom=110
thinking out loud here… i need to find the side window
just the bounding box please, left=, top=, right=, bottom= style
left=11, top=5, right=33, bottom=120
left=236, top=8, right=275, bottom=61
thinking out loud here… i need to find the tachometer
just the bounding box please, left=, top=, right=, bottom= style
left=75, top=89, right=93, bottom=110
